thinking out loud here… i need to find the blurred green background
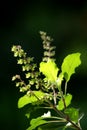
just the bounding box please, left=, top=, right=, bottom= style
left=0, top=0, right=87, bottom=130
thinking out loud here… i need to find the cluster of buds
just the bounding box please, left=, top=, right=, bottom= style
left=40, top=31, right=56, bottom=62
left=11, top=32, right=56, bottom=99
left=11, top=45, right=43, bottom=93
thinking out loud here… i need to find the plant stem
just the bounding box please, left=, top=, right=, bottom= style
left=58, top=85, right=66, bottom=109
left=19, top=77, right=81, bottom=130
left=46, top=100, right=66, bottom=118
left=60, top=90, right=66, bottom=109
left=46, top=95, right=82, bottom=130
left=52, top=86, right=57, bottom=106
left=66, top=116, right=82, bottom=130
left=54, top=106, right=82, bottom=130
left=65, top=81, right=67, bottom=95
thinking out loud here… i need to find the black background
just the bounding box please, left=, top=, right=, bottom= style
left=0, top=0, right=87, bottom=130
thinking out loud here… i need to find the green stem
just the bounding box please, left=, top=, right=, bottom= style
left=66, top=116, right=82, bottom=130
left=46, top=100, right=81, bottom=130
left=65, top=81, right=67, bottom=95
left=52, top=86, right=57, bottom=106
left=58, top=84, right=66, bottom=109
left=57, top=85, right=81, bottom=130
left=46, top=100, right=66, bottom=118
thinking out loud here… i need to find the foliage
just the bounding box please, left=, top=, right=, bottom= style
left=11, top=31, right=83, bottom=130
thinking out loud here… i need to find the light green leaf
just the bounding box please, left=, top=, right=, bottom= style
left=64, top=107, right=79, bottom=123
left=57, top=93, right=72, bottom=110
left=61, top=53, right=81, bottom=81
left=27, top=117, right=47, bottom=130
left=39, top=60, right=59, bottom=82
left=18, top=95, right=37, bottom=108
left=18, top=91, right=45, bottom=108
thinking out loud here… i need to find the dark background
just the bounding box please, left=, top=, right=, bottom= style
left=0, top=0, right=87, bottom=130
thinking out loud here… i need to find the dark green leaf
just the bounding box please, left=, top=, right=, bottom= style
left=27, top=117, right=47, bottom=130
left=64, top=107, right=79, bottom=123
left=38, top=122, right=66, bottom=130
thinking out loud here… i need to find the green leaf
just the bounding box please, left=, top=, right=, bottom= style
left=34, top=91, right=46, bottom=100
left=61, top=53, right=81, bottom=81
left=27, top=117, right=47, bottom=130
left=18, top=91, right=45, bottom=108
left=39, top=60, right=59, bottom=82
left=57, top=93, right=72, bottom=110
left=18, top=95, right=37, bottom=108
left=29, top=113, right=66, bottom=130
left=64, top=107, right=79, bottom=123
left=38, top=122, right=66, bottom=130
left=25, top=104, right=36, bottom=119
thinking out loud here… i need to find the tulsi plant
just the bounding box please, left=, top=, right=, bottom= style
left=11, top=31, right=83, bottom=130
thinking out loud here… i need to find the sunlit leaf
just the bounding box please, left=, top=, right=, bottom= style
left=39, top=60, right=59, bottom=82
left=61, top=53, right=81, bottom=82
left=57, top=93, right=72, bottom=110
left=18, top=91, right=45, bottom=108
left=18, top=95, right=37, bottom=108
